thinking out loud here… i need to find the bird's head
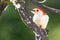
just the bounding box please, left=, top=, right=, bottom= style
left=31, top=8, right=46, bottom=16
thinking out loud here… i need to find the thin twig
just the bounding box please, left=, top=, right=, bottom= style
left=31, top=0, right=60, bottom=14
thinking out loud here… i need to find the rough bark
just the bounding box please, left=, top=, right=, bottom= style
left=18, top=0, right=47, bottom=40
left=0, top=2, right=7, bottom=15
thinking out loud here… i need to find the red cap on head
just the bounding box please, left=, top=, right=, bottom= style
left=37, top=8, right=46, bottom=15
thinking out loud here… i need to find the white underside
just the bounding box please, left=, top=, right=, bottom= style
left=33, top=14, right=49, bottom=29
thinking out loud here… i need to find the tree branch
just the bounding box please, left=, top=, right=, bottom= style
left=31, top=0, right=60, bottom=14
left=0, top=2, right=7, bottom=15
left=17, top=1, right=47, bottom=40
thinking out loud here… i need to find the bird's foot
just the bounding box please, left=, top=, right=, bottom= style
left=41, top=29, right=49, bottom=36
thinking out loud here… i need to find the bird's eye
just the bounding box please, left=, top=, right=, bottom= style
left=37, top=10, right=39, bottom=12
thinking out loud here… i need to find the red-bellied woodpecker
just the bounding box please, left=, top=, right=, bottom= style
left=30, top=8, right=49, bottom=40
left=31, top=8, right=49, bottom=30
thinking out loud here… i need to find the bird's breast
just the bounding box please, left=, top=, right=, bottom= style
left=33, top=15, right=49, bottom=26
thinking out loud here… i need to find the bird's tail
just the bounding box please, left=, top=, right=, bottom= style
left=41, top=28, right=49, bottom=36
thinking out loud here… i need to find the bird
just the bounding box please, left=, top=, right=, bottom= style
left=31, top=8, right=49, bottom=36
left=31, top=8, right=49, bottom=30
left=30, top=8, right=49, bottom=40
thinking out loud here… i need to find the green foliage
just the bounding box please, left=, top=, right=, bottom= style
left=0, top=4, right=35, bottom=40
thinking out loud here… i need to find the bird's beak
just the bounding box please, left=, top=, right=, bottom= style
left=27, top=8, right=34, bottom=12
left=27, top=8, right=35, bottom=14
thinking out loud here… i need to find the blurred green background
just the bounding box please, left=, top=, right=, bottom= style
left=0, top=0, right=60, bottom=40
